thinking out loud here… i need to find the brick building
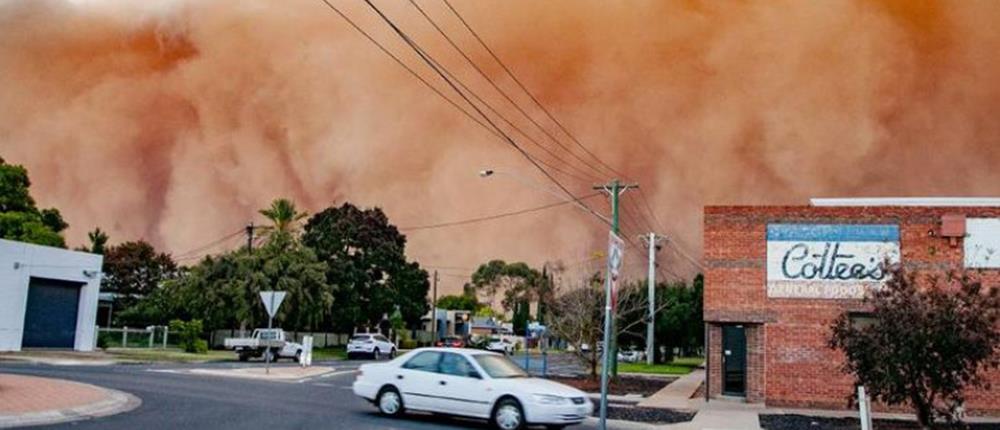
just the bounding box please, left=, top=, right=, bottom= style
left=703, top=198, right=1000, bottom=415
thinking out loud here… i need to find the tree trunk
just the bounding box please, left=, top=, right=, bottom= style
left=590, top=349, right=598, bottom=380
left=911, top=394, right=933, bottom=429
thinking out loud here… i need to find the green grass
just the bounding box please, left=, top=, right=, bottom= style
left=106, top=348, right=233, bottom=363
left=618, top=357, right=704, bottom=375
left=670, top=356, right=706, bottom=367
left=310, top=347, right=347, bottom=361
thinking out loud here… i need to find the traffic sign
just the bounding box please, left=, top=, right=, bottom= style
left=608, top=231, right=624, bottom=279
left=260, top=291, right=286, bottom=318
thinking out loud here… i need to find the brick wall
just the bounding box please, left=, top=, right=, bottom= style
left=704, top=205, right=1000, bottom=415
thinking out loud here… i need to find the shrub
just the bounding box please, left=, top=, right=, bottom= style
left=96, top=331, right=110, bottom=350
left=829, top=266, right=1000, bottom=427
left=169, top=319, right=207, bottom=354
left=401, top=339, right=418, bottom=350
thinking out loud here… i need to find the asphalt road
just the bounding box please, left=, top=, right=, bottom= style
left=0, top=360, right=603, bottom=430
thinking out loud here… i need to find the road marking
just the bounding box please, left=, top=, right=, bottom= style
left=319, top=370, right=358, bottom=378
left=296, top=369, right=357, bottom=383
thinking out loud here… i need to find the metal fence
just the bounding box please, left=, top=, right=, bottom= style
left=208, top=329, right=436, bottom=349
left=97, top=326, right=170, bottom=349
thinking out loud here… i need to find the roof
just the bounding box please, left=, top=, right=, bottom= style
left=810, top=197, right=1000, bottom=207
left=408, top=347, right=498, bottom=356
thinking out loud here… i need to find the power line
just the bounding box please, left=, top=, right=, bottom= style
left=400, top=192, right=601, bottom=231
left=384, top=3, right=603, bottom=183
left=440, top=0, right=631, bottom=181
left=172, top=228, right=245, bottom=259
left=316, top=0, right=601, bottom=185
left=408, top=0, right=613, bottom=181
left=634, top=188, right=704, bottom=271
left=358, top=0, right=608, bottom=228
left=432, top=0, right=706, bottom=274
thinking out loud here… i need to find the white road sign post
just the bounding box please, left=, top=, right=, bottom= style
left=259, top=291, right=286, bottom=374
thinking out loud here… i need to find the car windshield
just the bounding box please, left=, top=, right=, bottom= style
left=473, top=354, right=528, bottom=379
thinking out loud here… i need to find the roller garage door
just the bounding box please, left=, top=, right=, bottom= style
left=22, top=278, right=82, bottom=348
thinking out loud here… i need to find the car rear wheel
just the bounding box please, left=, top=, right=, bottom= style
left=295, top=350, right=302, bottom=363
left=389, top=348, right=396, bottom=359
left=376, top=387, right=404, bottom=417
left=492, top=398, right=525, bottom=430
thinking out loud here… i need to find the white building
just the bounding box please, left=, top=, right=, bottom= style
left=0, top=239, right=103, bottom=352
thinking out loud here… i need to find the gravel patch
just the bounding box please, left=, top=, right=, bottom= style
left=602, top=405, right=695, bottom=424
left=760, top=414, right=1000, bottom=430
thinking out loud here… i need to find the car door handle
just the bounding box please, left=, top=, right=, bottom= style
left=396, top=375, right=404, bottom=380
left=439, top=380, right=447, bottom=386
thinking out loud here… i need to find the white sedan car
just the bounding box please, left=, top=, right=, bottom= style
left=353, top=347, right=593, bottom=430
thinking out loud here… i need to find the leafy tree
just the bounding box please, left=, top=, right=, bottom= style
left=471, top=260, right=547, bottom=312
left=511, top=298, right=531, bottom=334
left=829, top=265, right=1000, bottom=427
left=102, top=240, right=179, bottom=311
left=653, top=275, right=704, bottom=362
left=84, top=227, right=109, bottom=254
left=0, top=157, right=68, bottom=247
left=258, top=198, right=308, bottom=238
left=302, top=203, right=428, bottom=332
left=123, top=233, right=332, bottom=332
left=436, top=294, right=479, bottom=311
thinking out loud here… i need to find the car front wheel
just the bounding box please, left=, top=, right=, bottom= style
left=376, top=387, right=404, bottom=417
left=492, top=398, right=525, bottom=430
left=372, top=348, right=380, bottom=360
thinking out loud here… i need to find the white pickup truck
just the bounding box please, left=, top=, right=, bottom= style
left=224, top=329, right=304, bottom=363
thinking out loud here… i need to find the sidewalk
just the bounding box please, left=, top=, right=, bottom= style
left=633, top=370, right=1000, bottom=429
left=637, top=369, right=761, bottom=429
left=0, top=374, right=140, bottom=428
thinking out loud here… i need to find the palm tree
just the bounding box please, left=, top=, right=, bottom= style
left=258, top=198, right=308, bottom=238
left=87, top=227, right=109, bottom=254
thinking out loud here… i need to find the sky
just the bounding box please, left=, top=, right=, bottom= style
left=2, top=0, right=999, bottom=295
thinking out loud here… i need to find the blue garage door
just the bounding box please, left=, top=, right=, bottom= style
left=22, top=278, right=82, bottom=348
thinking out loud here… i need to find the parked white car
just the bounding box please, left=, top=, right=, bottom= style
left=617, top=349, right=646, bottom=363
left=486, top=337, right=515, bottom=354
left=223, top=328, right=303, bottom=362
left=353, top=347, right=593, bottom=430
left=346, top=333, right=396, bottom=360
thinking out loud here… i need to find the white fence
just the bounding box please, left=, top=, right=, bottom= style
left=97, top=326, right=169, bottom=349
left=208, top=329, right=435, bottom=348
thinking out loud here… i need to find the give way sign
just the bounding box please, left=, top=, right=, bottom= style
left=260, top=291, right=287, bottom=318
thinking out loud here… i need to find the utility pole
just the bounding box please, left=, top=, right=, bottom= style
left=641, top=232, right=666, bottom=365
left=594, top=179, right=636, bottom=430
left=243, top=222, right=255, bottom=337
left=246, top=222, right=255, bottom=252
left=431, top=270, right=439, bottom=344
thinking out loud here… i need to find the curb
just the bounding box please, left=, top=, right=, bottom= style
left=0, top=381, right=141, bottom=429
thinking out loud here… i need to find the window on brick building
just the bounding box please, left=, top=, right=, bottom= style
left=849, top=312, right=876, bottom=329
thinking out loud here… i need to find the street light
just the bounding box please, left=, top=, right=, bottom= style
left=477, top=168, right=611, bottom=225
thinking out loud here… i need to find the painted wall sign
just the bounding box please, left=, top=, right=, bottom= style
left=965, top=218, right=1000, bottom=269
left=766, top=224, right=900, bottom=299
